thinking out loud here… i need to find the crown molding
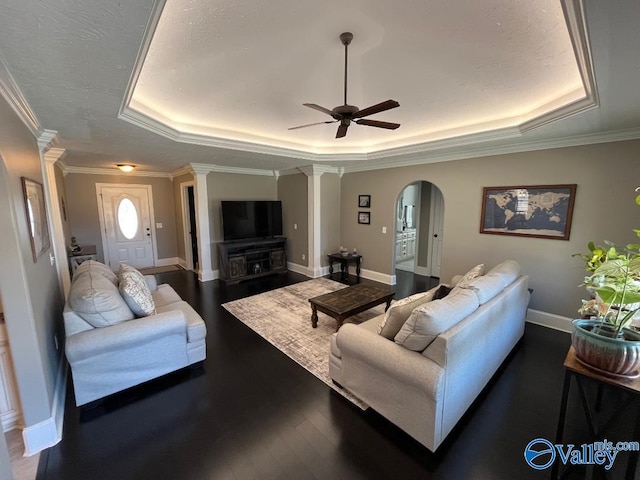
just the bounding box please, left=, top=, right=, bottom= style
left=0, top=53, right=41, bottom=137
left=118, top=0, right=598, bottom=165
left=340, top=126, right=640, bottom=173
left=118, top=0, right=168, bottom=124
left=297, top=164, right=342, bottom=177
left=62, top=164, right=173, bottom=178
left=189, top=163, right=276, bottom=177
left=520, top=0, right=598, bottom=133
left=43, top=147, right=66, bottom=164
left=37, top=130, right=59, bottom=153
left=169, top=165, right=194, bottom=178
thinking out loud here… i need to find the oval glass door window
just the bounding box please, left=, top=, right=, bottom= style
left=117, top=198, right=139, bottom=239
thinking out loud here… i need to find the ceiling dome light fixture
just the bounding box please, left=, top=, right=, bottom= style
left=117, top=164, right=135, bottom=173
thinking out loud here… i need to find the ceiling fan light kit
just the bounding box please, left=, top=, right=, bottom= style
left=289, top=32, right=400, bottom=138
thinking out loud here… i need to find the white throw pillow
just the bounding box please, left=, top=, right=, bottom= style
left=455, top=263, right=485, bottom=287
left=69, top=271, right=134, bottom=327
left=378, top=290, right=435, bottom=339
left=118, top=266, right=156, bottom=317
left=394, top=288, right=479, bottom=351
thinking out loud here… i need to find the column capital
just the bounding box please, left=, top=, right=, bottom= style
left=37, top=129, right=59, bottom=153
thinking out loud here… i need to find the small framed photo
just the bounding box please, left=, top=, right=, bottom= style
left=358, top=211, right=370, bottom=224
left=358, top=195, right=371, bottom=208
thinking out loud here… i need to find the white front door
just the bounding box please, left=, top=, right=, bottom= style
left=98, top=185, right=155, bottom=270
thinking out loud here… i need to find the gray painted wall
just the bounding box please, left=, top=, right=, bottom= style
left=63, top=173, right=179, bottom=263
left=0, top=94, right=63, bottom=427
left=341, top=140, right=640, bottom=318
left=278, top=173, right=308, bottom=267
left=206, top=172, right=277, bottom=270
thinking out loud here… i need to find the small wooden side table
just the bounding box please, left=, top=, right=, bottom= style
left=551, top=347, right=640, bottom=479
left=327, top=253, right=362, bottom=283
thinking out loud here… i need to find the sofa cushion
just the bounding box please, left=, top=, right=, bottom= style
left=69, top=271, right=134, bottom=327
left=487, top=260, right=521, bottom=288
left=394, top=288, right=479, bottom=351
left=457, top=273, right=505, bottom=305
left=378, top=290, right=435, bottom=339
left=73, top=260, right=118, bottom=285
left=454, top=263, right=485, bottom=287
left=119, top=269, right=156, bottom=317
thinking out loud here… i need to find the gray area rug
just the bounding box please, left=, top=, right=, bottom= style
left=222, top=278, right=386, bottom=409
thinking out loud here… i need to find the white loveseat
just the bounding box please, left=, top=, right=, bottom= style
left=63, top=261, right=206, bottom=406
left=329, top=260, right=529, bottom=451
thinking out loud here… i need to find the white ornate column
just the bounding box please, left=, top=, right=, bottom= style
left=190, top=164, right=215, bottom=282
left=37, top=131, right=71, bottom=296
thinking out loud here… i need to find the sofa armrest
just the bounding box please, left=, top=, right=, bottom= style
left=65, top=310, right=187, bottom=363
left=337, top=324, right=443, bottom=399
left=144, top=275, right=158, bottom=291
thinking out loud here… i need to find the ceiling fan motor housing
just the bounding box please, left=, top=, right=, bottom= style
left=331, top=104, right=359, bottom=120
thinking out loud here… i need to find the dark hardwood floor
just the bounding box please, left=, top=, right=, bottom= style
left=37, top=269, right=638, bottom=479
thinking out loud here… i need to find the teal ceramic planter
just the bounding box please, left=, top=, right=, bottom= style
left=572, top=319, right=640, bottom=376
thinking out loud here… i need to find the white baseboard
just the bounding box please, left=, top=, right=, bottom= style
left=155, top=257, right=181, bottom=267
left=198, top=268, right=217, bottom=282
left=23, top=356, right=67, bottom=456
left=526, top=309, right=573, bottom=333
left=359, top=268, right=395, bottom=285
left=287, top=262, right=311, bottom=277
left=177, top=257, right=188, bottom=269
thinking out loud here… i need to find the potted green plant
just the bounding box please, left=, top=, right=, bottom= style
left=572, top=188, right=640, bottom=376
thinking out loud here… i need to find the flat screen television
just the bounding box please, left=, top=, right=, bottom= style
left=221, top=200, right=283, bottom=241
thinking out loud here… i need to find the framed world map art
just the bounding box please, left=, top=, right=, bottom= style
left=480, top=184, right=577, bottom=240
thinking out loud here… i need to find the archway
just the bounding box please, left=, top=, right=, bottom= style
left=394, top=181, right=445, bottom=281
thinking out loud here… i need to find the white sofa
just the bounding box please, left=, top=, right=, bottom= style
left=329, top=260, right=529, bottom=451
left=63, top=261, right=206, bottom=406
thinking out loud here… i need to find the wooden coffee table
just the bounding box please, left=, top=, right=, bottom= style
left=309, top=284, right=394, bottom=331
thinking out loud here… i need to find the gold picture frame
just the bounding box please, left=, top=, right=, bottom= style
left=21, top=177, right=50, bottom=262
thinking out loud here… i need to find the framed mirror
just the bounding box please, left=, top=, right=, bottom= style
left=21, top=177, right=50, bottom=262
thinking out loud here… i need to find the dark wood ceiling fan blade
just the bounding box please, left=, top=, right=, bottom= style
left=355, top=119, right=401, bottom=130
left=288, top=120, right=337, bottom=130
left=303, top=103, right=335, bottom=116
left=353, top=100, right=400, bottom=119
left=336, top=123, right=349, bottom=138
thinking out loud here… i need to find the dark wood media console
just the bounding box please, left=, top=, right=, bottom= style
left=218, top=237, right=287, bottom=284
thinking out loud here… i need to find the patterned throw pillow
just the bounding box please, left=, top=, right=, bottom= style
left=377, top=286, right=442, bottom=339
left=118, top=265, right=155, bottom=317
left=455, top=263, right=485, bottom=287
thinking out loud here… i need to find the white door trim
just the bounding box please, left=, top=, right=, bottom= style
left=180, top=181, right=195, bottom=271
left=95, top=183, right=158, bottom=269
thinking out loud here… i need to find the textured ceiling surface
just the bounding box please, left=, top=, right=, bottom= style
left=0, top=0, right=639, bottom=172
left=132, top=0, right=581, bottom=152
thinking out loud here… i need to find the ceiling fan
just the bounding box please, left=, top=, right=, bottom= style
left=289, top=32, right=400, bottom=139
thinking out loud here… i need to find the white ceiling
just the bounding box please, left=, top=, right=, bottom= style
left=1, top=0, right=640, bottom=173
